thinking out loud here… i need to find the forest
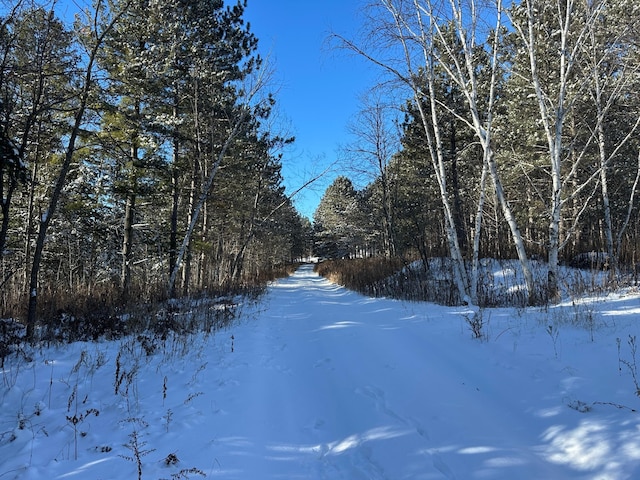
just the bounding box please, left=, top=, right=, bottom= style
left=315, top=0, right=640, bottom=306
left=0, top=0, right=311, bottom=339
left=1, top=0, right=640, bottom=340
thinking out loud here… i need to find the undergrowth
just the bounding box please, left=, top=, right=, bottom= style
left=314, top=257, right=407, bottom=296
left=0, top=263, right=298, bottom=365
left=314, top=257, right=620, bottom=308
left=315, top=257, right=463, bottom=305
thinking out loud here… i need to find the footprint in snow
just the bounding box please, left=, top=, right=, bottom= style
left=357, top=386, right=430, bottom=440
left=357, top=385, right=404, bottom=423
left=432, top=452, right=457, bottom=480
left=314, top=358, right=332, bottom=369
left=413, top=420, right=430, bottom=440
left=303, top=418, right=325, bottom=433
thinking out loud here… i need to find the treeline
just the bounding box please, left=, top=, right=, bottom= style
left=317, top=0, right=640, bottom=305
left=0, top=0, right=310, bottom=337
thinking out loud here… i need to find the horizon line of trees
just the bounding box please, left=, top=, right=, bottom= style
left=0, top=0, right=311, bottom=338
left=315, top=0, right=640, bottom=305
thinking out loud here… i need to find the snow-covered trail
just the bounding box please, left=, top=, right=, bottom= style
left=2, top=263, right=640, bottom=479
left=206, top=264, right=638, bottom=479
left=213, top=265, right=440, bottom=479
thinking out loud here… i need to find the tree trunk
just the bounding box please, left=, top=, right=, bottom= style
left=450, top=117, right=467, bottom=254
left=598, top=122, right=614, bottom=267
left=197, top=197, right=208, bottom=289
left=121, top=189, right=136, bottom=295
left=23, top=146, right=40, bottom=286
left=169, top=102, right=180, bottom=278
left=486, top=146, right=536, bottom=303
left=470, top=161, right=488, bottom=305
left=440, top=0, right=535, bottom=303
left=0, top=177, right=15, bottom=260
left=28, top=93, right=91, bottom=338
left=182, top=150, right=197, bottom=296
left=547, top=123, right=564, bottom=302
left=167, top=119, right=241, bottom=297
left=120, top=116, right=140, bottom=296
left=416, top=94, right=471, bottom=304
left=380, top=169, right=396, bottom=257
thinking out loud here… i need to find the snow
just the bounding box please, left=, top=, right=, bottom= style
left=2, top=264, right=640, bottom=479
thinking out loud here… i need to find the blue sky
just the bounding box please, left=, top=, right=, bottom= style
left=244, top=1, right=378, bottom=219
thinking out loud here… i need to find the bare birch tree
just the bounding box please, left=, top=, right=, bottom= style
left=422, top=0, right=537, bottom=304
left=336, top=0, right=533, bottom=304
left=334, top=0, right=475, bottom=303
left=509, top=0, right=604, bottom=300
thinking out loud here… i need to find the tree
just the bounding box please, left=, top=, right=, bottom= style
left=508, top=0, right=626, bottom=299
left=395, top=85, right=481, bottom=262
left=100, top=20, right=159, bottom=296
left=0, top=4, right=74, bottom=281
left=314, top=176, right=366, bottom=258
left=0, top=100, right=23, bottom=259
left=335, top=2, right=475, bottom=303
left=26, top=0, right=133, bottom=340
left=581, top=0, right=640, bottom=276
left=346, top=92, right=400, bottom=256
left=428, top=1, right=537, bottom=304
left=166, top=61, right=273, bottom=297
left=0, top=0, right=309, bottom=329
left=0, top=5, right=24, bottom=262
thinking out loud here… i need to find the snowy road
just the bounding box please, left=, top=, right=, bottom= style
left=206, top=264, right=640, bottom=479
left=2, top=263, right=640, bottom=479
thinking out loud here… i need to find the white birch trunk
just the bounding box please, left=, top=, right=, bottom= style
left=470, top=161, right=488, bottom=304
left=511, top=0, right=575, bottom=301
left=337, top=0, right=473, bottom=303
left=428, top=0, right=535, bottom=303
left=408, top=1, right=472, bottom=303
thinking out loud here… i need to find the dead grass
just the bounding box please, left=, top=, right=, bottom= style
left=1, top=263, right=300, bottom=347
left=314, top=258, right=407, bottom=295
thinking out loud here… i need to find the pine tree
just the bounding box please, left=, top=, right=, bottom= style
left=314, top=176, right=366, bottom=259
left=98, top=0, right=168, bottom=298
left=0, top=5, right=75, bottom=287
left=25, top=0, right=135, bottom=339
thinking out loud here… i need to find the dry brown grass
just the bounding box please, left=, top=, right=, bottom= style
left=1, top=263, right=300, bottom=345
left=314, top=258, right=406, bottom=295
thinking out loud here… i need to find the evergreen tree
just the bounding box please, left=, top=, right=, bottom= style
left=25, top=0, right=135, bottom=338
left=99, top=1, right=164, bottom=297
left=0, top=5, right=75, bottom=284
left=314, top=176, right=365, bottom=258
